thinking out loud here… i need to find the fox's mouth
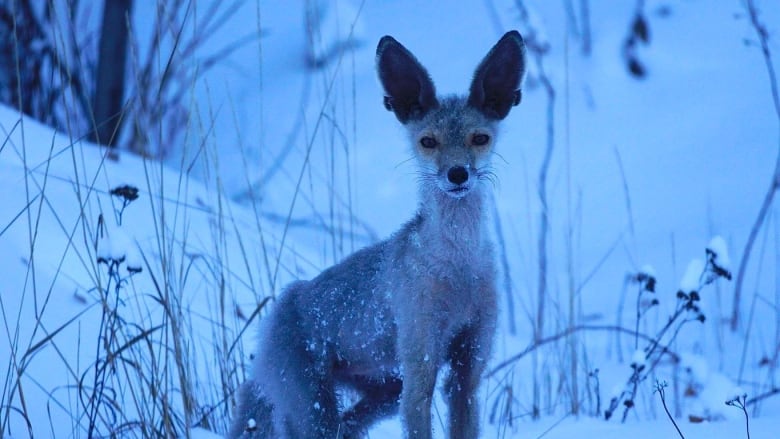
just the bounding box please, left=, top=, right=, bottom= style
left=446, top=186, right=470, bottom=197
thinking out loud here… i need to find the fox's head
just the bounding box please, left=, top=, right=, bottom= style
left=376, top=31, right=526, bottom=200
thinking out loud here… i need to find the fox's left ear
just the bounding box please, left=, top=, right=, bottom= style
left=468, top=31, right=526, bottom=120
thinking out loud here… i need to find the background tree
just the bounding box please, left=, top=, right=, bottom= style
left=0, top=0, right=246, bottom=155
left=92, top=0, right=132, bottom=147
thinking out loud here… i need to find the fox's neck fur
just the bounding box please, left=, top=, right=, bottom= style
left=420, top=189, right=487, bottom=254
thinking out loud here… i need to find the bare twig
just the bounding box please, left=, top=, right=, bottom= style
left=726, top=394, right=751, bottom=439
left=512, top=0, right=556, bottom=417
left=491, top=194, right=517, bottom=335
left=579, top=0, right=591, bottom=56
left=486, top=324, right=679, bottom=378
left=270, top=0, right=366, bottom=290
left=746, top=386, right=780, bottom=407
left=732, top=0, right=780, bottom=331
left=654, top=381, right=685, bottom=439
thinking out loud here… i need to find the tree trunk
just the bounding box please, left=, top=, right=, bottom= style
left=92, top=0, right=132, bottom=147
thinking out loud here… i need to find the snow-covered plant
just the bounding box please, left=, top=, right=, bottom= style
left=84, top=184, right=146, bottom=436
left=605, top=238, right=732, bottom=422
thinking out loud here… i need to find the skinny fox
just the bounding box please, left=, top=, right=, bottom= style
left=230, top=31, right=526, bottom=439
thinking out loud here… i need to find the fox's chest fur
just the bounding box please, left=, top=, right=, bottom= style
left=389, top=196, right=496, bottom=339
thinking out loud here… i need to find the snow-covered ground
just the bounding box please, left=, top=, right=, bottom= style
left=2, top=0, right=779, bottom=437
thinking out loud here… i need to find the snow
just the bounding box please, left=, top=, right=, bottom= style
left=1, top=0, right=779, bottom=438
left=630, top=349, right=646, bottom=371
left=679, top=259, right=705, bottom=294
left=681, top=352, right=744, bottom=421
left=638, top=264, right=655, bottom=279
left=190, top=427, right=223, bottom=439
left=96, top=220, right=136, bottom=265
left=707, top=235, right=731, bottom=271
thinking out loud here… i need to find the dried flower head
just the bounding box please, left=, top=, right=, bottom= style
left=110, top=184, right=139, bottom=202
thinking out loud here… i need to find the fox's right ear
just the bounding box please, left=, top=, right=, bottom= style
left=376, top=36, right=438, bottom=124
left=468, top=30, right=526, bottom=120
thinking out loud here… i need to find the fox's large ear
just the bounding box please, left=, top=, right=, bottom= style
left=376, top=36, right=438, bottom=124
left=468, top=31, right=526, bottom=120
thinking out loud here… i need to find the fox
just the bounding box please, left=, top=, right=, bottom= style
left=229, top=30, right=526, bottom=439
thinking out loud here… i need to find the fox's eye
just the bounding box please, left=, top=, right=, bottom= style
left=420, top=136, right=438, bottom=149
left=471, top=133, right=490, bottom=146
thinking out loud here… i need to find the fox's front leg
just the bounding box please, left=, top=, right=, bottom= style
left=445, top=315, right=496, bottom=439
left=444, top=328, right=482, bottom=439
left=398, top=321, right=439, bottom=439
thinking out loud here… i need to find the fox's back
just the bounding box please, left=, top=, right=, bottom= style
left=284, top=239, right=398, bottom=376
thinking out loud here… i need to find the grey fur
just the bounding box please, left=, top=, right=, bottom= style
left=229, top=31, right=525, bottom=439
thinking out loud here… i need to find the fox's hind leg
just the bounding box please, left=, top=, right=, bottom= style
left=258, top=290, right=341, bottom=438
left=340, top=376, right=402, bottom=438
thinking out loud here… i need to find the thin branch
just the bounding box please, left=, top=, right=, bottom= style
left=746, top=387, right=780, bottom=407
left=726, top=395, right=751, bottom=439
left=491, top=194, right=517, bottom=335
left=654, top=381, right=685, bottom=439
left=731, top=0, right=780, bottom=331
left=486, top=324, right=679, bottom=378
left=513, top=0, right=555, bottom=346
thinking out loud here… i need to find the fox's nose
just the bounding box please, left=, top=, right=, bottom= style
left=447, top=166, right=469, bottom=185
